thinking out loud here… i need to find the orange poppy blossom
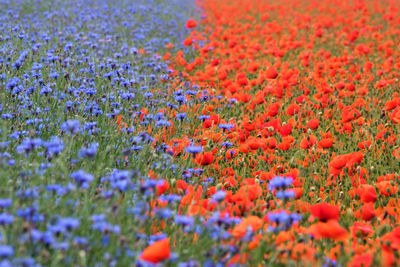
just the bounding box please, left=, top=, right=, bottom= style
left=309, top=203, right=340, bottom=222
left=232, top=216, right=263, bottom=239
left=140, top=238, right=171, bottom=263
left=307, top=220, right=349, bottom=241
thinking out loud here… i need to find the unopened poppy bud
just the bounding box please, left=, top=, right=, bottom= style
left=346, top=208, right=353, bottom=217
left=79, top=250, right=86, bottom=260
left=119, top=236, right=127, bottom=245
left=216, top=183, right=223, bottom=190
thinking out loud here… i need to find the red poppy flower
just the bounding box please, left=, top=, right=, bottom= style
left=309, top=203, right=340, bottom=221
left=195, top=152, right=214, bottom=166
left=140, top=238, right=170, bottom=263
left=232, top=216, right=263, bottom=238
left=308, top=220, right=348, bottom=241
left=186, top=19, right=197, bottom=29
left=360, top=203, right=376, bottom=221
left=265, top=68, right=278, bottom=79
left=350, top=253, right=372, bottom=267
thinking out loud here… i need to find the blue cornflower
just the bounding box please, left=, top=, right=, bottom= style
left=290, top=213, right=302, bottom=223
left=268, top=176, right=293, bottom=191
left=78, top=142, right=98, bottom=159
left=267, top=211, right=302, bottom=232
left=275, top=190, right=296, bottom=200
left=323, top=257, right=338, bottom=267
left=1, top=114, right=13, bottom=120
left=90, top=214, right=106, bottom=222
left=218, top=124, right=235, bottom=131
left=186, top=90, right=196, bottom=95
left=48, top=224, right=65, bottom=235
left=141, top=179, right=163, bottom=191
left=175, top=215, right=194, bottom=226
left=43, top=136, right=64, bottom=157
left=45, top=184, right=69, bottom=196
left=211, top=190, right=226, bottom=203
left=58, top=217, right=80, bottom=230
left=149, top=233, right=168, bottom=243
left=185, top=145, right=203, bottom=154
left=40, top=86, right=52, bottom=95
left=175, top=95, right=186, bottom=104
left=16, top=138, right=42, bottom=154
left=198, top=115, right=210, bottom=120
left=0, top=199, right=12, bottom=209
left=155, top=208, right=174, bottom=219
left=228, top=150, right=238, bottom=157
left=178, top=260, right=201, bottom=267
left=143, top=92, right=153, bottom=98
left=176, top=113, right=187, bottom=120
left=13, top=258, right=36, bottom=267
left=155, top=120, right=172, bottom=127
left=0, top=214, right=13, bottom=225
left=92, top=222, right=120, bottom=234
left=61, top=119, right=81, bottom=135
left=158, top=194, right=181, bottom=203
left=106, top=170, right=134, bottom=192
left=0, top=245, right=13, bottom=257
left=52, top=242, right=70, bottom=250
left=74, top=237, right=88, bottom=245
left=49, top=72, right=59, bottom=79
left=17, top=188, right=39, bottom=199
left=70, top=170, right=94, bottom=189
left=221, top=141, right=233, bottom=147
left=0, top=142, right=9, bottom=149
left=267, top=210, right=290, bottom=225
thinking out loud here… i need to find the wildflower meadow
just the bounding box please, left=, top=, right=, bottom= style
left=0, top=0, right=400, bottom=266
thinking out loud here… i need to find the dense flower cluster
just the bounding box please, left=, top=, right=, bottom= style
left=1, top=0, right=400, bottom=265
left=0, top=0, right=202, bottom=266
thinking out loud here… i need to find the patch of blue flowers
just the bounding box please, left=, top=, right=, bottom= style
left=0, top=0, right=212, bottom=265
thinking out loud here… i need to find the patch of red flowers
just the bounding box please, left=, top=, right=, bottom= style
left=133, top=0, right=400, bottom=264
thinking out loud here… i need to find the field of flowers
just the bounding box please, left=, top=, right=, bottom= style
left=1, top=0, right=400, bottom=266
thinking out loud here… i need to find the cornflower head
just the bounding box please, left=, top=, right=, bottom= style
left=268, top=176, right=293, bottom=191
left=61, top=120, right=81, bottom=135
left=218, top=123, right=235, bottom=132
left=267, top=210, right=302, bottom=232
left=211, top=190, right=226, bottom=203
left=70, top=170, right=94, bottom=189
left=78, top=142, right=99, bottom=159
left=185, top=145, right=203, bottom=155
